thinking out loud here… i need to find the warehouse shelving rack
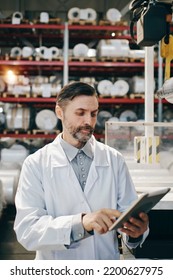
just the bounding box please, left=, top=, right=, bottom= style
left=0, top=22, right=170, bottom=140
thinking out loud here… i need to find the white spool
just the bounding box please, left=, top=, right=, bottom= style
left=119, top=110, right=138, bottom=122
left=22, top=46, right=33, bottom=58
left=97, top=110, right=112, bottom=129
left=68, top=7, right=80, bottom=20
left=10, top=47, right=22, bottom=58
left=6, top=107, right=30, bottom=130
left=13, top=84, right=30, bottom=95
left=108, top=117, right=120, bottom=130
left=135, top=119, right=145, bottom=132
left=51, top=83, right=61, bottom=95
left=1, top=144, right=29, bottom=164
left=80, top=8, right=97, bottom=21
left=106, top=8, right=121, bottom=22
left=111, top=39, right=130, bottom=57
left=111, top=80, right=129, bottom=97
left=131, top=76, right=145, bottom=93
left=0, top=176, right=15, bottom=204
left=0, top=181, right=4, bottom=216
left=39, top=46, right=48, bottom=59
left=40, top=12, right=49, bottom=23
left=97, top=39, right=129, bottom=58
left=35, top=109, right=58, bottom=130
left=129, top=49, right=145, bottom=59
left=0, top=163, right=21, bottom=204
left=32, top=84, right=43, bottom=95
left=79, top=9, right=89, bottom=20
left=87, top=48, right=96, bottom=57
left=0, top=77, right=6, bottom=92
left=97, top=80, right=113, bottom=95
left=12, top=11, right=23, bottom=24
left=42, top=83, right=51, bottom=97
left=73, top=43, right=89, bottom=57
left=49, top=47, right=60, bottom=59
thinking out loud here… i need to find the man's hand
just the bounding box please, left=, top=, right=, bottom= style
left=82, top=208, right=121, bottom=234
left=119, top=212, right=149, bottom=238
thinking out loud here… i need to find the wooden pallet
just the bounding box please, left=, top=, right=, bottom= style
left=31, top=92, right=57, bottom=98
left=33, top=18, right=62, bottom=24
left=130, top=93, right=145, bottom=99
left=68, top=19, right=96, bottom=25
left=4, top=54, right=33, bottom=61
left=99, top=20, right=128, bottom=26
left=69, top=56, right=96, bottom=62
left=35, top=56, right=63, bottom=61
left=99, top=56, right=129, bottom=62
left=99, top=94, right=128, bottom=98
left=2, top=92, right=30, bottom=98
left=0, top=18, right=29, bottom=24
left=32, top=129, right=59, bottom=135
left=3, top=129, right=31, bottom=135
left=129, top=57, right=145, bottom=63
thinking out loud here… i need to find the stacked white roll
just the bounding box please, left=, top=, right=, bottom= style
left=35, top=109, right=58, bottom=130
left=0, top=77, right=6, bottom=92
left=97, top=79, right=129, bottom=97
left=68, top=7, right=80, bottom=20
left=1, top=144, right=29, bottom=165
left=97, top=110, right=112, bottom=129
left=73, top=43, right=89, bottom=57
left=160, top=151, right=173, bottom=175
left=68, top=7, right=97, bottom=21
left=10, top=47, right=22, bottom=58
left=107, top=117, right=120, bottom=130
left=131, top=76, right=145, bottom=93
left=0, top=163, right=21, bottom=205
left=39, top=46, right=60, bottom=60
left=97, top=80, right=113, bottom=96
left=6, top=106, right=30, bottom=130
left=12, top=11, right=23, bottom=24
left=22, top=46, right=33, bottom=58
left=97, top=39, right=130, bottom=58
left=129, top=49, right=145, bottom=59
left=40, top=12, right=49, bottom=23
left=119, top=110, right=138, bottom=122
left=106, top=8, right=121, bottom=22
left=110, top=80, right=129, bottom=97
left=0, top=180, right=4, bottom=217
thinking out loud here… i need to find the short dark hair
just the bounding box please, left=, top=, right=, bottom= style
left=56, top=81, right=97, bottom=107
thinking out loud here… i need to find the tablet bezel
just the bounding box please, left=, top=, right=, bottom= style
left=109, top=187, right=171, bottom=231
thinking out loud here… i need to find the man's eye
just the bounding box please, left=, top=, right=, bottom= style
left=76, top=112, right=84, bottom=116
left=91, top=113, right=97, bottom=117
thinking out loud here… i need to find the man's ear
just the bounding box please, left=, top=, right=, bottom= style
left=55, top=105, right=63, bottom=120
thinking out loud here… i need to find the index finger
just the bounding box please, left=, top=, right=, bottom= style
left=102, top=208, right=121, bottom=219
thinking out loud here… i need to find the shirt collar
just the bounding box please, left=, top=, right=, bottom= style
left=59, top=133, right=94, bottom=162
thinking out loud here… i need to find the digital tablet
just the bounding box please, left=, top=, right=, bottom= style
left=109, top=187, right=171, bottom=231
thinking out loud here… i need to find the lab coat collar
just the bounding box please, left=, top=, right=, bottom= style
left=59, top=134, right=93, bottom=161
left=50, top=134, right=109, bottom=167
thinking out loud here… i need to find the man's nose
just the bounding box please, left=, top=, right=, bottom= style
left=84, top=114, right=92, bottom=125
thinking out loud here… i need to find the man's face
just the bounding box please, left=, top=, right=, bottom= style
left=56, top=95, right=99, bottom=147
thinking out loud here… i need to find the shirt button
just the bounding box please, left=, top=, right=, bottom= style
left=81, top=168, right=85, bottom=171
left=80, top=162, right=83, bottom=165
left=78, top=233, right=82, bottom=238
left=82, top=174, right=85, bottom=178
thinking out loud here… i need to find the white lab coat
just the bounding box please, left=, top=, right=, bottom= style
left=14, top=134, right=145, bottom=260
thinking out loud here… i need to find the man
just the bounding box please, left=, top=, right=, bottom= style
left=14, top=82, right=149, bottom=260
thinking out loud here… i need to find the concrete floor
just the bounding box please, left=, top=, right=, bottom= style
left=0, top=205, right=35, bottom=260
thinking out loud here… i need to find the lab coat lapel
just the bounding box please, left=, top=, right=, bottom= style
left=84, top=139, right=109, bottom=195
